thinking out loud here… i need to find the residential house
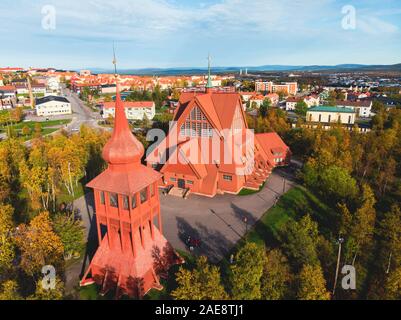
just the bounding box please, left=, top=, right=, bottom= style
left=102, top=101, right=156, bottom=121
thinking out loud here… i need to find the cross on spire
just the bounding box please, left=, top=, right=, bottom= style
left=112, top=43, right=118, bottom=76
left=206, top=53, right=213, bottom=90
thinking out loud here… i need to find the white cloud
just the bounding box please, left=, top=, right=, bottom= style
left=357, top=16, right=398, bottom=35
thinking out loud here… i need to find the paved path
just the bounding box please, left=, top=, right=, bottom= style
left=65, top=168, right=296, bottom=294
left=64, top=193, right=96, bottom=296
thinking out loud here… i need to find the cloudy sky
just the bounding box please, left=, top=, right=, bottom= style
left=0, top=0, right=400, bottom=69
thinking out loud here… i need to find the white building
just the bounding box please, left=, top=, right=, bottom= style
left=0, top=86, right=17, bottom=98
left=102, top=101, right=156, bottom=121
left=32, top=84, right=47, bottom=95
left=35, top=95, right=72, bottom=117
left=47, top=77, right=61, bottom=92
left=304, top=95, right=320, bottom=108
left=285, top=97, right=302, bottom=111
left=336, top=100, right=373, bottom=118
left=239, top=92, right=256, bottom=102
left=307, top=106, right=356, bottom=125
left=16, top=85, right=29, bottom=95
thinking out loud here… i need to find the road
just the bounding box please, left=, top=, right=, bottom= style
left=61, top=86, right=105, bottom=132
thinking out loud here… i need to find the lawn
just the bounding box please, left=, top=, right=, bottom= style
left=0, top=119, right=72, bottom=140
left=244, top=186, right=336, bottom=247
left=56, top=181, right=86, bottom=204
left=11, top=119, right=71, bottom=130
left=238, top=182, right=266, bottom=196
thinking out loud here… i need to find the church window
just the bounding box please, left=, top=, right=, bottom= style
left=180, top=106, right=213, bottom=138
left=132, top=195, right=137, bottom=209
left=140, top=188, right=148, bottom=204
left=109, top=193, right=119, bottom=208
left=100, top=191, right=105, bottom=205
left=123, top=196, right=129, bottom=210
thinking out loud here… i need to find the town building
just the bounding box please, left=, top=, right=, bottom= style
left=249, top=94, right=266, bottom=108
left=0, top=67, right=24, bottom=73
left=307, top=106, right=356, bottom=125
left=80, top=82, right=179, bottom=298
left=35, top=95, right=72, bottom=117
left=0, top=86, right=17, bottom=98
left=0, top=96, right=14, bottom=110
left=304, top=94, right=320, bottom=108
left=101, top=84, right=117, bottom=95
left=286, top=94, right=320, bottom=111
left=239, top=92, right=256, bottom=103
left=266, top=93, right=280, bottom=106
left=102, top=101, right=156, bottom=121
left=285, top=97, right=301, bottom=111
left=16, top=85, right=29, bottom=95
left=336, top=100, right=373, bottom=118
left=71, top=82, right=102, bottom=94
left=147, top=66, right=291, bottom=197
left=31, top=84, right=47, bottom=95
left=255, top=81, right=298, bottom=96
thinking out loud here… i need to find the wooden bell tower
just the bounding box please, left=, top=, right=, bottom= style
left=80, top=76, right=178, bottom=298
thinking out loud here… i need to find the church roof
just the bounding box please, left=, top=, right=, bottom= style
left=173, top=91, right=244, bottom=130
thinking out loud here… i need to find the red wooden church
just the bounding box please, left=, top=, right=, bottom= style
left=147, top=61, right=291, bottom=198
left=80, top=81, right=178, bottom=298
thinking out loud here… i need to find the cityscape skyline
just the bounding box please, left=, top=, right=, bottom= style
left=0, top=0, right=401, bottom=69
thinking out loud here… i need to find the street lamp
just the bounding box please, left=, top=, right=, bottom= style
left=332, top=236, right=345, bottom=296
left=243, top=217, right=248, bottom=234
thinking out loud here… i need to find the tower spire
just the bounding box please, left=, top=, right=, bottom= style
left=102, top=45, right=145, bottom=168
left=206, top=53, right=213, bottom=92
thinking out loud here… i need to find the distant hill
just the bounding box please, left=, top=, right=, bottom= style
left=88, top=63, right=401, bottom=75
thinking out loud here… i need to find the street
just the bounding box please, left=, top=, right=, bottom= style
left=61, top=85, right=105, bottom=132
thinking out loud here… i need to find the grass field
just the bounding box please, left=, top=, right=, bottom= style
left=0, top=119, right=71, bottom=140
left=245, top=186, right=336, bottom=247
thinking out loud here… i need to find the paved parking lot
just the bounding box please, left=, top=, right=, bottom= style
left=160, top=169, right=296, bottom=261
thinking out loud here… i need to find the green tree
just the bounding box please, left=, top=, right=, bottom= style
left=259, top=98, right=271, bottom=118
left=261, top=249, right=292, bottom=300
left=295, top=101, right=308, bottom=116
left=319, top=165, right=358, bottom=205
left=279, top=215, right=320, bottom=268
left=346, top=184, right=376, bottom=265
left=172, top=256, right=227, bottom=300
left=297, top=264, right=331, bottom=300
left=53, top=213, right=85, bottom=260
left=229, top=242, right=266, bottom=300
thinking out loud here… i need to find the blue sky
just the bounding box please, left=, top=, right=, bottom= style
left=0, top=0, right=400, bottom=69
